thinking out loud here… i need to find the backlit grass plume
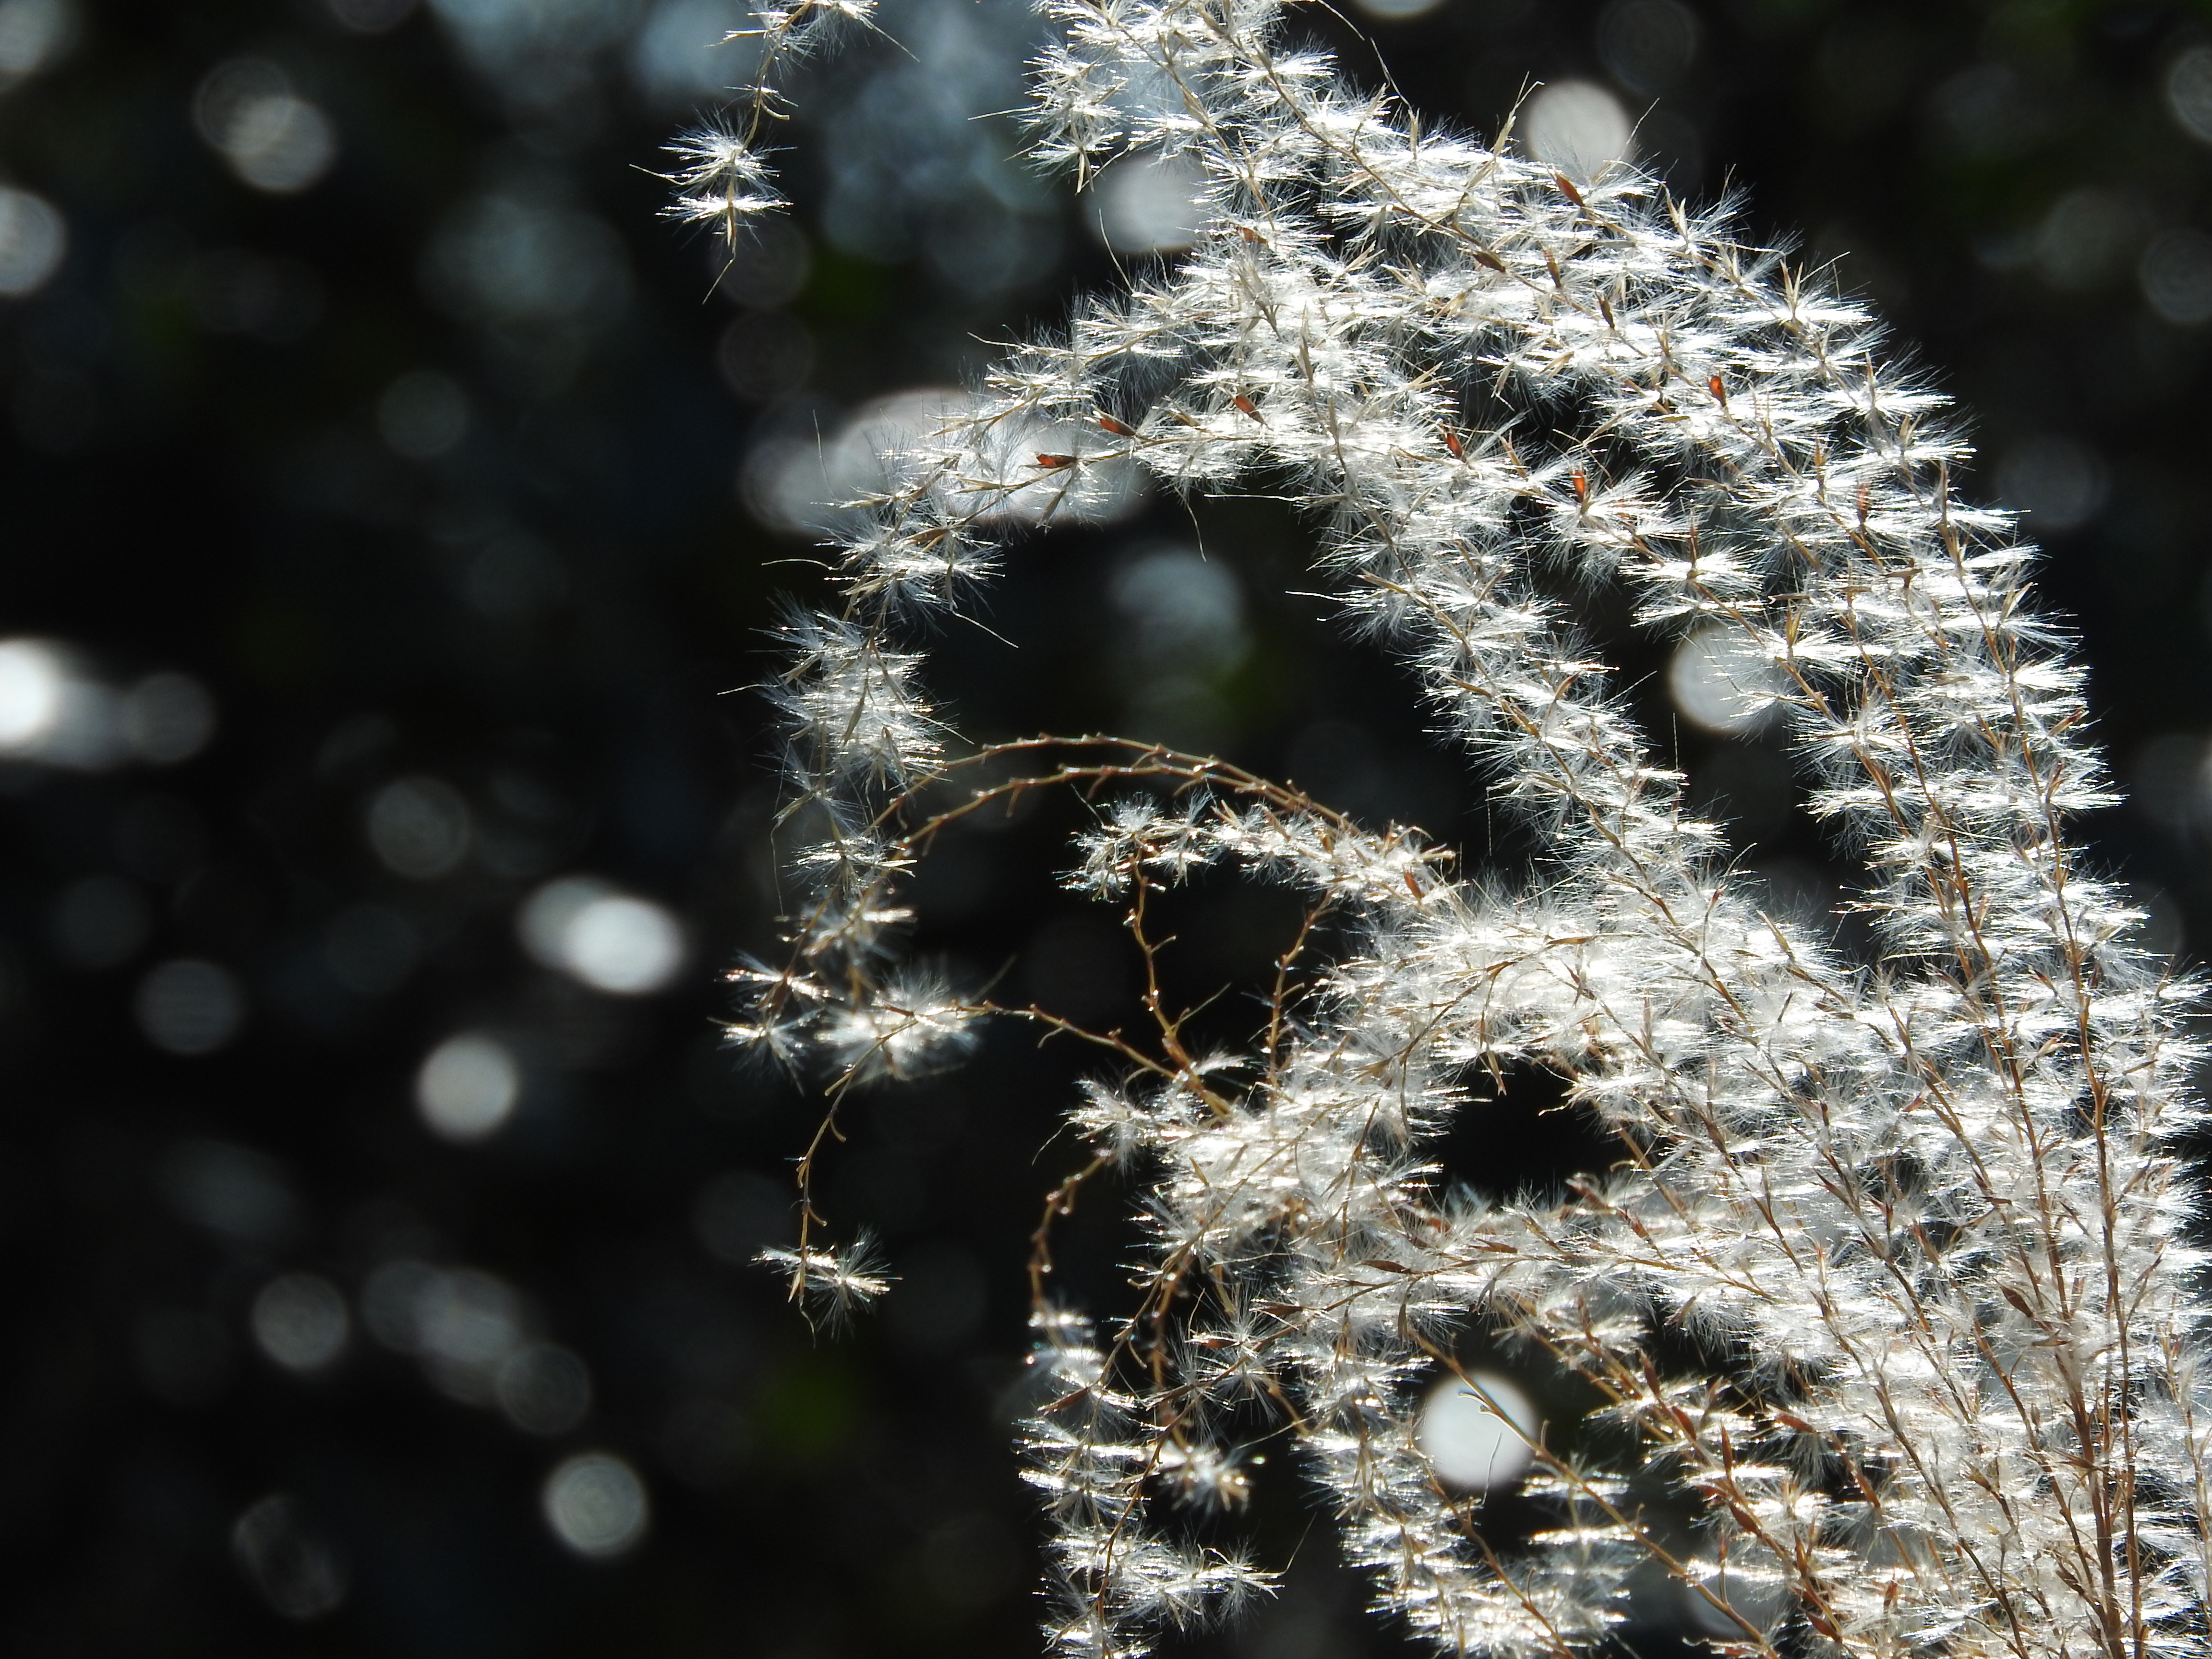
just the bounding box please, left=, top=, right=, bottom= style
left=684, top=3, right=2212, bottom=1657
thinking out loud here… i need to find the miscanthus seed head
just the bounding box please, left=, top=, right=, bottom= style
left=686, top=4, right=2212, bottom=1659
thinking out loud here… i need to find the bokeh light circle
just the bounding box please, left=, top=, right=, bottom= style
left=542, top=1452, right=649, bottom=1558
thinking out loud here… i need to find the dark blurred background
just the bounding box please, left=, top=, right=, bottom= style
left=1, top=0, right=2209, bottom=1653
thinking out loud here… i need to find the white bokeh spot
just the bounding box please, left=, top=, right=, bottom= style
left=416, top=1031, right=522, bottom=1142
left=1416, top=1371, right=1539, bottom=1491
left=519, top=876, right=685, bottom=995
left=542, top=1452, right=649, bottom=1559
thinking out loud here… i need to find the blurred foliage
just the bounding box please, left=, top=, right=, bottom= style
left=0, top=0, right=2208, bottom=1654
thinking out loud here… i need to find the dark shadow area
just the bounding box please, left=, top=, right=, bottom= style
left=1430, top=1059, right=1626, bottom=1208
